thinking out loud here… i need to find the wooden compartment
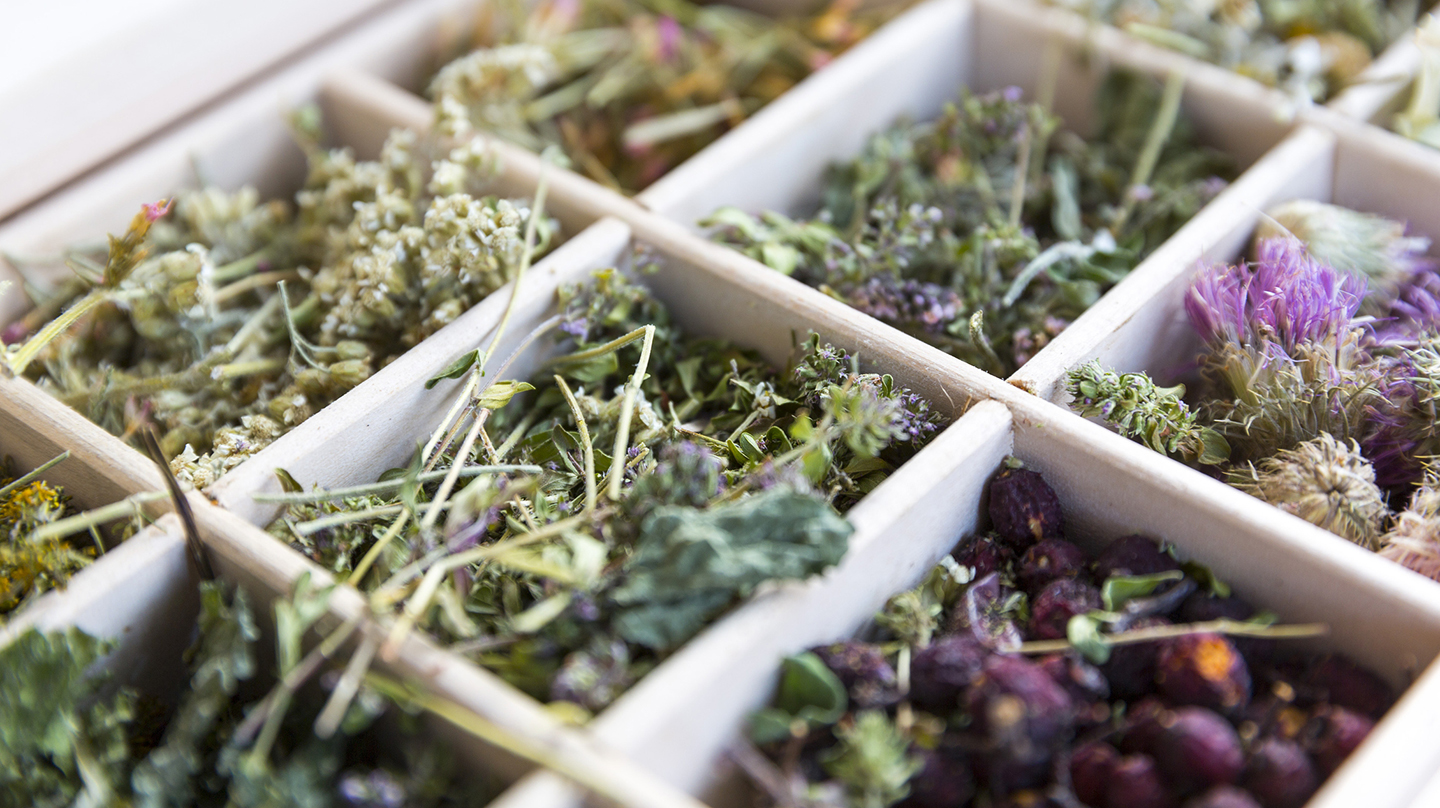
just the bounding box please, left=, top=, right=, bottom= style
left=547, top=391, right=1440, bottom=808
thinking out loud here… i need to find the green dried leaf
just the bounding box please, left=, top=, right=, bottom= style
left=610, top=490, right=852, bottom=650
left=426, top=349, right=482, bottom=389
left=1067, top=613, right=1111, bottom=665
left=476, top=380, right=536, bottom=410
left=1100, top=570, right=1184, bottom=612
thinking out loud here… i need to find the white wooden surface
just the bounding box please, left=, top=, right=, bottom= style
left=0, top=0, right=427, bottom=222
left=4, top=0, right=1440, bottom=805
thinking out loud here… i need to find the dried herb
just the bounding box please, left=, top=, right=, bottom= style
left=738, top=464, right=1372, bottom=808
left=1396, top=16, right=1440, bottom=147
left=706, top=73, right=1233, bottom=376
left=1065, top=201, right=1440, bottom=576
left=1, top=120, right=558, bottom=486
left=264, top=265, right=944, bottom=713
left=0, top=578, right=494, bottom=807
left=1048, top=0, right=1428, bottom=104
left=1, top=453, right=164, bottom=619
left=428, top=0, right=901, bottom=193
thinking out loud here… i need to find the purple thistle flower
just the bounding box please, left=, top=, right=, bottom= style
left=1377, top=269, right=1440, bottom=343
left=1186, top=238, right=1366, bottom=356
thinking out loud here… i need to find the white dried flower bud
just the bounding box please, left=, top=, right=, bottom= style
left=1228, top=432, right=1387, bottom=548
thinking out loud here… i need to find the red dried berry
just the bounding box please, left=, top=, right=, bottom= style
left=910, top=634, right=988, bottom=713
left=1105, top=754, right=1177, bottom=808
left=1242, top=737, right=1317, bottom=808
left=1019, top=539, right=1088, bottom=592
left=904, top=741, right=975, bottom=808
left=953, top=534, right=1016, bottom=580
left=950, top=572, right=1024, bottom=649
left=989, top=466, right=1064, bottom=551
left=810, top=640, right=899, bottom=709
left=1302, top=655, right=1392, bottom=719
left=1101, top=617, right=1171, bottom=700
left=1093, top=535, right=1181, bottom=581
left=1070, top=741, right=1121, bottom=806
left=1029, top=578, right=1102, bottom=641
left=1182, top=786, right=1263, bottom=808
left=1156, top=633, right=1252, bottom=713
left=1153, top=707, right=1244, bottom=791
left=1306, top=705, right=1374, bottom=775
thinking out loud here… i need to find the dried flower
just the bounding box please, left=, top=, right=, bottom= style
left=1255, top=200, right=1433, bottom=306
left=1046, top=0, right=1419, bottom=104
left=1394, top=16, right=1440, bottom=149
left=1227, top=433, right=1388, bottom=548
left=8, top=122, right=557, bottom=481
left=1378, top=465, right=1440, bottom=580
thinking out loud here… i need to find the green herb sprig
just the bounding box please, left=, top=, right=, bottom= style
left=705, top=72, right=1233, bottom=377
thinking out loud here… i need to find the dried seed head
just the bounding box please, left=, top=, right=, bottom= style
left=1380, top=466, right=1440, bottom=580
left=1228, top=433, right=1387, bottom=549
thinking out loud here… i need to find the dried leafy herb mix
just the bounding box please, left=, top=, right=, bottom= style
left=0, top=123, right=558, bottom=488
left=428, top=0, right=900, bottom=194
left=706, top=74, right=1234, bottom=377
left=265, top=267, right=945, bottom=714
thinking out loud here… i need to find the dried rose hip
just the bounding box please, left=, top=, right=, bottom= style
left=810, top=640, right=899, bottom=709
left=1070, top=741, right=1121, bottom=806
left=1105, top=754, right=1176, bottom=808
left=1242, top=737, right=1317, bottom=808
left=1306, top=705, right=1375, bottom=775
left=968, top=655, right=1075, bottom=770
left=1093, top=535, right=1181, bottom=580
left=1030, top=578, right=1102, bottom=641
left=954, top=533, right=1016, bottom=580
left=1156, top=633, right=1252, bottom=713
left=1176, top=593, right=1274, bottom=666
left=1183, top=785, right=1263, bottom=808
left=1019, top=539, right=1088, bottom=592
left=1102, top=617, right=1171, bottom=700
left=1039, top=653, right=1110, bottom=704
left=904, top=741, right=976, bottom=808
left=1153, top=707, right=1244, bottom=791
left=989, top=466, right=1064, bottom=551
left=1302, top=655, right=1393, bottom=719
left=1120, top=696, right=1171, bottom=756
left=910, top=634, right=988, bottom=713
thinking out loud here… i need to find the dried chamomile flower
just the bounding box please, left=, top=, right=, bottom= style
left=1048, top=0, right=1423, bottom=104
left=1228, top=433, right=1388, bottom=548
left=1379, top=465, right=1440, bottom=579
left=1066, top=360, right=1229, bottom=465
left=429, top=0, right=898, bottom=194
left=5, top=120, right=557, bottom=485
left=707, top=75, right=1232, bottom=376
